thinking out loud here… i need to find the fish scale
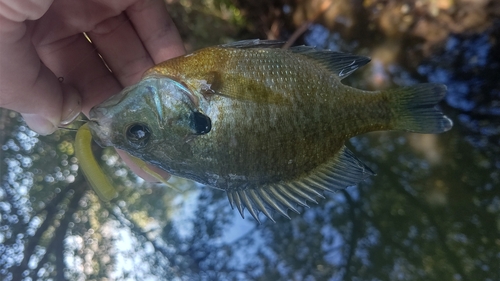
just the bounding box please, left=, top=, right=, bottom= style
left=86, top=39, right=453, bottom=222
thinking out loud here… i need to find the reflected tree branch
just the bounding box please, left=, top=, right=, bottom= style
left=340, top=189, right=360, bottom=281
left=398, top=185, right=468, bottom=281
left=30, top=183, right=86, bottom=280
left=107, top=203, right=181, bottom=278
left=11, top=179, right=83, bottom=281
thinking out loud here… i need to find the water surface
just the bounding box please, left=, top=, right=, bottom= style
left=1, top=3, right=499, bottom=281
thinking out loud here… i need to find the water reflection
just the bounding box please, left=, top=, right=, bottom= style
left=419, top=26, right=500, bottom=154
left=1, top=7, right=500, bottom=281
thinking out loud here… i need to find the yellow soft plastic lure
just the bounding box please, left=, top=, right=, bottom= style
left=75, top=123, right=118, bottom=201
left=75, top=123, right=177, bottom=201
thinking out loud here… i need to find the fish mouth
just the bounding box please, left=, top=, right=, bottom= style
left=87, top=118, right=114, bottom=148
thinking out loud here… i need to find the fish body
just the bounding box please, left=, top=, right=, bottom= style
left=88, top=40, right=452, bottom=221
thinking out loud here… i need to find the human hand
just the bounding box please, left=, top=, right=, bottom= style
left=0, top=0, right=185, bottom=182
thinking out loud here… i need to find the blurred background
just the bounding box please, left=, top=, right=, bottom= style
left=1, top=0, right=499, bottom=280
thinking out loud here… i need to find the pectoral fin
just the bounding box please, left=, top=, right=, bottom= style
left=127, top=154, right=180, bottom=191
left=226, top=146, right=374, bottom=223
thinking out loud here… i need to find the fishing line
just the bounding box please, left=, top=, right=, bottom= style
left=59, top=14, right=135, bottom=82
left=57, top=115, right=89, bottom=131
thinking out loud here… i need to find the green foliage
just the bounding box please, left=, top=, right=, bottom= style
left=169, top=0, right=247, bottom=50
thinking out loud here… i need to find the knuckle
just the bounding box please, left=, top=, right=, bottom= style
left=0, top=0, right=53, bottom=22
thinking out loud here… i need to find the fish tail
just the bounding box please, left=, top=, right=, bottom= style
left=387, top=83, right=453, bottom=133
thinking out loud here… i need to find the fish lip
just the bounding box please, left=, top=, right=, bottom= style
left=88, top=104, right=114, bottom=147
left=87, top=119, right=113, bottom=148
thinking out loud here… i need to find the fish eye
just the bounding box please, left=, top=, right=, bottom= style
left=126, top=123, right=151, bottom=148
left=190, top=111, right=211, bottom=135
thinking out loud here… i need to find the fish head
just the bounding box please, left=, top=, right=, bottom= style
left=87, top=76, right=211, bottom=162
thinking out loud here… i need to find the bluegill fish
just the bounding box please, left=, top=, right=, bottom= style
left=87, top=40, right=452, bottom=222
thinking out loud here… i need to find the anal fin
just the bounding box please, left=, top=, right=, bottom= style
left=226, top=146, right=374, bottom=222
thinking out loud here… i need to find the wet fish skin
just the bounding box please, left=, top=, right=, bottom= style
left=88, top=40, right=452, bottom=222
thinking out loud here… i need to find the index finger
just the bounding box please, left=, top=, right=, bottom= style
left=126, top=0, right=185, bottom=63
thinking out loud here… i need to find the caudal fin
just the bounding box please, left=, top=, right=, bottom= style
left=388, top=83, right=453, bottom=133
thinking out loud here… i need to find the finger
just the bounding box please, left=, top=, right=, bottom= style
left=59, top=83, right=82, bottom=125
left=86, top=13, right=154, bottom=87
left=35, top=33, right=122, bottom=115
left=0, top=0, right=53, bottom=21
left=0, top=8, right=63, bottom=134
left=23, top=83, right=82, bottom=133
left=127, top=0, right=185, bottom=63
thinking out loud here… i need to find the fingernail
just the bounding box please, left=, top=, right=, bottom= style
left=60, top=87, right=82, bottom=125
left=22, top=114, right=57, bottom=135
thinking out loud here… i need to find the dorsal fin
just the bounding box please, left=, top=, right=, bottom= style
left=289, top=46, right=371, bottom=79
left=226, top=146, right=375, bottom=223
left=221, top=39, right=285, bottom=49
left=221, top=39, right=371, bottom=79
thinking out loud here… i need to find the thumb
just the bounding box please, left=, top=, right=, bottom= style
left=22, top=84, right=82, bottom=135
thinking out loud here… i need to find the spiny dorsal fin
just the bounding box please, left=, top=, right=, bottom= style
left=221, top=39, right=285, bottom=49
left=226, top=146, right=375, bottom=223
left=221, top=39, right=370, bottom=79
left=289, top=46, right=371, bottom=79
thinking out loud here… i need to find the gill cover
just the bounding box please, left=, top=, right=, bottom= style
left=139, top=77, right=212, bottom=137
